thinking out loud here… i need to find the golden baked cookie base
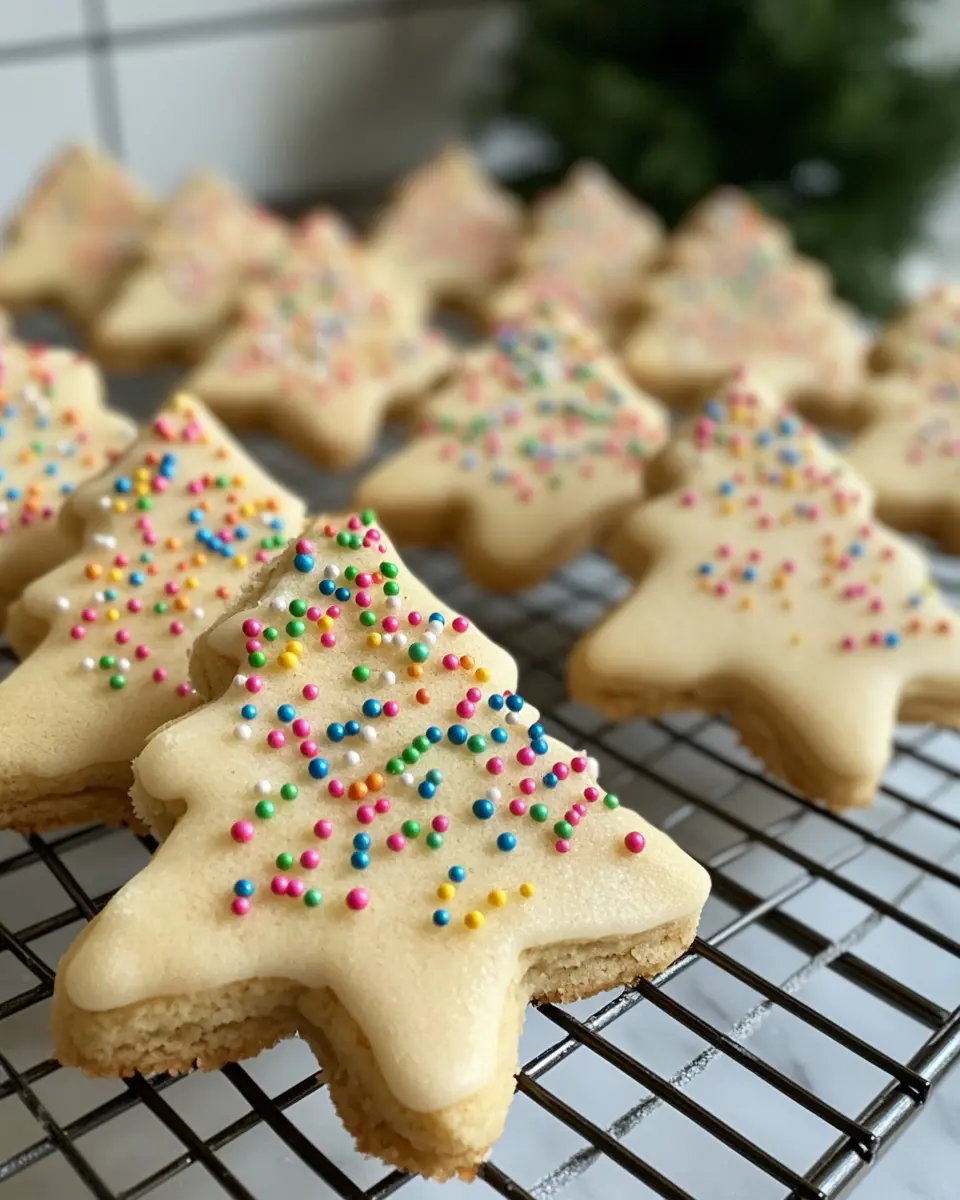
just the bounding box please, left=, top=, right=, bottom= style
left=0, top=785, right=141, bottom=833
left=54, top=914, right=698, bottom=1180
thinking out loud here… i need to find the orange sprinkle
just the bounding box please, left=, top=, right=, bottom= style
left=408, top=664, right=424, bottom=679
left=416, top=688, right=430, bottom=705
left=460, top=654, right=475, bottom=671
left=85, top=563, right=102, bottom=580
left=366, top=772, right=384, bottom=793
left=348, top=781, right=368, bottom=801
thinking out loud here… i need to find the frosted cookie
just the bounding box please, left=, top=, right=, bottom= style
left=0, top=340, right=135, bottom=630
left=0, top=395, right=305, bottom=832
left=668, top=186, right=794, bottom=262
left=93, top=173, right=289, bottom=368
left=488, top=162, right=663, bottom=337
left=869, top=285, right=960, bottom=372
left=847, top=374, right=960, bottom=551
left=188, top=211, right=455, bottom=468
left=623, top=292, right=865, bottom=422
left=568, top=375, right=960, bottom=810
left=52, top=513, right=710, bottom=1180
left=369, top=146, right=523, bottom=310
left=0, top=144, right=156, bottom=326
left=355, top=304, right=669, bottom=591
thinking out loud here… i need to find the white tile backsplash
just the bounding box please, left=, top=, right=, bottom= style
left=0, top=53, right=98, bottom=217
left=0, top=0, right=85, bottom=46
left=103, top=0, right=351, bottom=33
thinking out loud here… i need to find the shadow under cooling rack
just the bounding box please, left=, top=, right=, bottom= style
left=1, top=542, right=960, bottom=1200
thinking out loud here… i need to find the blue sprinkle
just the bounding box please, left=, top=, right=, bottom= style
left=362, top=698, right=382, bottom=719
left=491, top=727, right=509, bottom=744
left=335, top=586, right=351, bottom=602
left=233, top=879, right=255, bottom=897
left=543, top=772, right=559, bottom=788
left=448, top=724, right=468, bottom=745
left=188, top=508, right=204, bottom=523
left=448, top=865, right=466, bottom=883
left=426, top=726, right=443, bottom=743
left=353, top=833, right=371, bottom=851
left=327, top=723, right=345, bottom=743
left=418, top=781, right=436, bottom=799
left=497, top=832, right=517, bottom=852
left=294, top=553, right=314, bottom=573
left=472, top=799, right=495, bottom=820
left=319, top=579, right=335, bottom=595
left=241, top=704, right=258, bottom=720
left=885, top=632, right=901, bottom=648
left=719, top=480, right=736, bottom=496
left=429, top=612, right=445, bottom=626
left=345, top=720, right=360, bottom=737
left=277, top=704, right=296, bottom=723
left=433, top=909, right=450, bottom=927
left=742, top=566, right=757, bottom=582
left=488, top=693, right=505, bottom=711
left=506, top=694, right=524, bottom=713
left=528, top=722, right=545, bottom=739
left=351, top=851, right=370, bottom=870
left=308, top=757, right=329, bottom=779
left=114, top=478, right=133, bottom=494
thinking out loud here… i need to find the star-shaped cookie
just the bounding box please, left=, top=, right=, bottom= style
left=568, top=374, right=960, bottom=809
left=0, top=394, right=305, bottom=831
left=53, top=513, right=709, bottom=1180
left=355, top=304, right=669, bottom=591
left=488, top=161, right=663, bottom=338
left=369, top=145, right=523, bottom=311
left=93, top=172, right=289, bottom=368
left=0, top=339, right=135, bottom=629
left=623, top=288, right=865, bottom=422
left=187, top=210, right=456, bottom=467
left=0, top=144, right=156, bottom=326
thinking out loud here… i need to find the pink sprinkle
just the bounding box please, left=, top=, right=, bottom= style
left=246, top=639, right=262, bottom=653
left=306, top=607, right=322, bottom=621
left=487, top=757, right=504, bottom=775
left=452, top=616, right=469, bottom=633
left=127, top=598, right=142, bottom=613
left=170, top=620, right=185, bottom=635
left=135, top=644, right=150, bottom=659
left=321, top=632, right=336, bottom=648
left=115, top=630, right=130, bottom=645
left=346, top=887, right=369, bottom=911
left=553, top=762, right=570, bottom=780
left=292, top=718, right=310, bottom=737
left=573, top=803, right=587, bottom=817
left=517, top=746, right=536, bottom=766
left=584, top=786, right=600, bottom=803
left=153, top=667, right=168, bottom=684
left=717, top=543, right=733, bottom=558
left=301, top=849, right=321, bottom=869
left=329, top=779, right=345, bottom=798
left=231, top=820, right=255, bottom=843
left=314, top=820, right=333, bottom=839
left=267, top=730, right=286, bottom=749
left=355, top=591, right=371, bottom=608
left=357, top=805, right=375, bottom=824
left=286, top=879, right=306, bottom=899
left=680, top=490, right=699, bottom=507
left=386, top=833, right=406, bottom=852
left=466, top=687, right=482, bottom=703
left=555, top=839, right=571, bottom=854
left=300, top=740, right=318, bottom=757
left=82, top=608, right=97, bottom=622
left=510, top=798, right=528, bottom=816
left=302, top=683, right=319, bottom=700
left=432, top=815, right=449, bottom=832
left=356, top=572, right=372, bottom=588
left=715, top=582, right=732, bottom=597
left=271, top=876, right=290, bottom=895
left=565, top=809, right=581, bottom=826
left=176, top=682, right=193, bottom=697
left=347, top=515, right=361, bottom=530
left=869, top=630, right=884, bottom=646
left=457, top=700, right=475, bottom=719
left=571, top=756, right=587, bottom=773
left=625, top=831, right=646, bottom=854
left=326, top=605, right=341, bottom=619
left=375, top=797, right=391, bottom=814
left=231, top=897, right=251, bottom=916
left=442, top=654, right=460, bottom=671
left=383, top=701, right=399, bottom=718
left=841, top=635, right=858, bottom=652
left=246, top=676, right=263, bottom=693
left=383, top=616, right=399, bottom=633
left=296, top=538, right=314, bottom=555
left=868, top=598, right=885, bottom=614
left=70, top=625, right=86, bottom=640
left=408, top=611, right=422, bottom=626
left=520, top=778, right=536, bottom=795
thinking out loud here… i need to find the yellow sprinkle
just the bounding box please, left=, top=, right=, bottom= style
left=519, top=882, right=535, bottom=899
left=278, top=651, right=299, bottom=670
left=106, top=608, right=120, bottom=622
left=135, top=466, right=150, bottom=481
left=234, top=555, right=248, bottom=569
left=185, top=576, right=199, bottom=589
left=239, top=503, right=255, bottom=517
left=232, top=474, right=246, bottom=487
left=109, top=567, right=123, bottom=582
left=193, top=553, right=207, bottom=567
left=464, top=911, right=484, bottom=931
left=285, top=640, right=303, bottom=656
left=317, top=615, right=334, bottom=632
left=872, top=572, right=884, bottom=585
left=367, top=632, right=382, bottom=648
left=719, top=499, right=735, bottom=515
left=172, top=392, right=191, bottom=412
left=437, top=883, right=456, bottom=901
left=135, top=482, right=149, bottom=497
left=739, top=596, right=754, bottom=611
left=113, top=499, right=128, bottom=514
left=488, top=888, right=508, bottom=908
left=475, top=667, right=491, bottom=683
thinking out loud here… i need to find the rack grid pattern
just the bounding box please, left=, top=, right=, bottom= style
left=1, top=318, right=959, bottom=1200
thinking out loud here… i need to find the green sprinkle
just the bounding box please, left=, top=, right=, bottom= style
left=263, top=626, right=279, bottom=642
left=554, top=820, right=574, bottom=839
left=304, top=888, right=323, bottom=908
left=530, top=803, right=550, bottom=823
left=383, top=581, right=400, bottom=597
left=109, top=674, right=126, bottom=690
left=349, top=533, right=362, bottom=550
left=402, top=746, right=420, bottom=765
left=408, top=642, right=430, bottom=664
left=137, top=497, right=152, bottom=510
left=603, top=794, right=620, bottom=810
left=336, top=531, right=351, bottom=547
left=289, top=598, right=307, bottom=617
left=412, top=734, right=430, bottom=754
left=360, top=611, right=376, bottom=627
left=380, top=561, right=399, bottom=579
left=280, top=783, right=299, bottom=801
left=426, top=831, right=444, bottom=850
left=352, top=664, right=371, bottom=683
left=215, top=474, right=230, bottom=488
left=286, top=619, right=305, bottom=637
left=467, top=734, right=487, bottom=754
left=255, top=800, right=275, bottom=820
left=401, top=820, right=421, bottom=838
left=344, top=565, right=358, bottom=581
left=276, top=852, right=294, bottom=870
left=153, top=601, right=167, bottom=614
left=98, top=655, right=115, bottom=670
left=361, top=509, right=376, bottom=525
left=248, top=651, right=266, bottom=668
left=386, top=757, right=404, bottom=775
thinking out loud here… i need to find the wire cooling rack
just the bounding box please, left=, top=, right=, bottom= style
left=2, top=313, right=960, bottom=1200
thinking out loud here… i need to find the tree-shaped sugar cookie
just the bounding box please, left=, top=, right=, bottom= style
left=0, top=144, right=156, bottom=326
left=53, top=513, right=709, bottom=1180
left=667, top=186, right=795, bottom=263
left=488, top=161, right=663, bottom=338
left=355, top=303, right=669, bottom=591
left=187, top=211, right=456, bottom=467
left=93, top=173, right=289, bottom=368
left=369, top=146, right=523, bottom=310
left=0, top=339, right=135, bottom=628
left=0, top=395, right=305, bottom=831
left=869, top=284, right=960, bottom=372
left=568, top=374, right=960, bottom=810
left=623, top=286, right=864, bottom=422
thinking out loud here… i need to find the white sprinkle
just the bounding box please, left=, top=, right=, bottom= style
left=400, top=772, right=415, bottom=787
left=428, top=619, right=444, bottom=634
left=487, top=787, right=502, bottom=803
left=233, top=674, right=248, bottom=688
left=94, top=591, right=106, bottom=603
left=386, top=595, right=402, bottom=610
left=234, top=724, right=252, bottom=741
left=382, top=633, right=393, bottom=645
left=361, top=725, right=377, bottom=744
left=80, top=657, right=96, bottom=671
left=423, top=631, right=437, bottom=646
left=118, top=658, right=131, bottom=671
left=505, top=712, right=521, bottom=725
left=344, top=749, right=361, bottom=767
left=271, top=596, right=288, bottom=611
left=98, top=496, right=111, bottom=509
left=587, top=756, right=600, bottom=777
left=255, top=780, right=272, bottom=796
left=324, top=563, right=339, bottom=579
left=381, top=670, right=396, bottom=685
left=55, top=596, right=70, bottom=611
left=394, top=632, right=408, bottom=649
left=193, top=607, right=205, bottom=620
